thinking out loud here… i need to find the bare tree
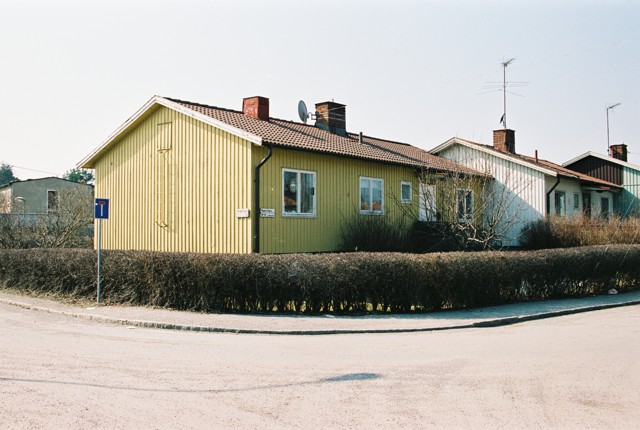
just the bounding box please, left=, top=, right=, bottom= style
left=391, top=164, right=535, bottom=250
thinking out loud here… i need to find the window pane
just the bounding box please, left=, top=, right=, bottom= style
left=457, top=189, right=465, bottom=220
left=555, top=192, right=566, bottom=215
left=372, top=179, right=383, bottom=211
left=48, top=191, right=58, bottom=212
left=300, top=173, right=314, bottom=214
left=465, top=191, right=473, bottom=216
left=360, top=178, right=370, bottom=211
left=284, top=171, right=297, bottom=213
left=401, top=183, right=411, bottom=202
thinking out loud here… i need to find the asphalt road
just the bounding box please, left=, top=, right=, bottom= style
left=1, top=302, right=639, bottom=429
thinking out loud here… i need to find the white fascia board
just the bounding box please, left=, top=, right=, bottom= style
left=428, top=137, right=457, bottom=154
left=156, top=97, right=263, bottom=145
left=563, top=151, right=640, bottom=171
left=78, top=95, right=263, bottom=168
left=430, top=137, right=558, bottom=177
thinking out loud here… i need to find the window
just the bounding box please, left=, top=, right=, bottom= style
left=419, top=184, right=436, bottom=221
left=573, top=193, right=580, bottom=212
left=360, top=177, right=384, bottom=214
left=601, top=197, right=609, bottom=218
left=555, top=191, right=566, bottom=216
left=582, top=193, right=591, bottom=217
left=401, top=181, right=412, bottom=204
left=457, top=189, right=473, bottom=221
left=283, top=169, right=316, bottom=216
left=47, top=190, right=58, bottom=213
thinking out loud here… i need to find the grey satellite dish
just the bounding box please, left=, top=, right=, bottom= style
left=298, top=100, right=308, bottom=123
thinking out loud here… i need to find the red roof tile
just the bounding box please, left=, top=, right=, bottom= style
left=451, top=138, right=622, bottom=190
left=167, top=98, right=483, bottom=176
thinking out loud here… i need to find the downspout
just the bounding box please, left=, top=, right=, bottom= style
left=253, top=143, right=273, bottom=253
left=546, top=176, right=561, bottom=216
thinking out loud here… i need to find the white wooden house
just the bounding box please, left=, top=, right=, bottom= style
left=430, top=129, right=622, bottom=246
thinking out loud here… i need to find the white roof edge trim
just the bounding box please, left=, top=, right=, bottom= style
left=157, top=97, right=263, bottom=145
left=563, top=151, right=640, bottom=171
left=78, top=95, right=263, bottom=168
left=430, top=137, right=558, bottom=177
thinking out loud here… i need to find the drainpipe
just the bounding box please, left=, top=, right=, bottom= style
left=253, top=143, right=273, bottom=253
left=546, top=176, right=561, bottom=216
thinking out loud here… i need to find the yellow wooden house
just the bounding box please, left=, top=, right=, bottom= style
left=79, top=95, right=482, bottom=254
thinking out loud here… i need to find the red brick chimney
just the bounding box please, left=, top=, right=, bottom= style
left=609, top=144, right=628, bottom=162
left=315, top=101, right=346, bottom=135
left=493, top=129, right=516, bottom=154
left=243, top=96, right=269, bottom=120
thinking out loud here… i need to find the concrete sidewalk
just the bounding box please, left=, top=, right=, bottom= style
left=1, top=289, right=639, bottom=335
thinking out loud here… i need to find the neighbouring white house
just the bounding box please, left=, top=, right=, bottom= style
left=430, top=129, right=622, bottom=246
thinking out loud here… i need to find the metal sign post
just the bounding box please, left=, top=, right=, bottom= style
left=94, top=198, right=109, bottom=304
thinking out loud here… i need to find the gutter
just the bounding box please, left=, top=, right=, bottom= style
left=546, top=176, right=561, bottom=216
left=253, top=144, right=273, bottom=253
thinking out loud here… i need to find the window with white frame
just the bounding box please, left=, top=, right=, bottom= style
left=419, top=184, right=436, bottom=221
left=360, top=177, right=384, bottom=214
left=457, top=189, right=473, bottom=221
left=401, top=181, right=412, bottom=204
left=555, top=191, right=566, bottom=216
left=283, top=169, right=316, bottom=216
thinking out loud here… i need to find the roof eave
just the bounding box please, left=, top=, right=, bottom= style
left=430, top=137, right=559, bottom=177
left=78, top=96, right=263, bottom=169
left=563, top=151, right=640, bottom=171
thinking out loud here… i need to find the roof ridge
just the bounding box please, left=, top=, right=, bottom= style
left=348, top=132, right=413, bottom=147
left=164, top=97, right=244, bottom=115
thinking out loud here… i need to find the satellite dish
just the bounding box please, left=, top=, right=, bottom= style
left=298, top=100, right=308, bottom=123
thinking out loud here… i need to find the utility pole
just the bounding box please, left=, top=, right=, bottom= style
left=606, top=103, right=621, bottom=152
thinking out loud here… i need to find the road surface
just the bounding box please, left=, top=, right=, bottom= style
left=1, top=302, right=639, bottom=429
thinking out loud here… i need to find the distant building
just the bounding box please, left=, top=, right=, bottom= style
left=564, top=144, right=640, bottom=217
left=0, top=177, right=94, bottom=218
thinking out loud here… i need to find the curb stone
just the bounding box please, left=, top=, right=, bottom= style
left=1, top=297, right=639, bottom=336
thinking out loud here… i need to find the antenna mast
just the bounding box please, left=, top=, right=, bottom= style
left=501, top=58, right=515, bottom=129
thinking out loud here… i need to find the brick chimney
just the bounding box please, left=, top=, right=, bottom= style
left=315, top=101, right=346, bottom=136
left=609, top=144, right=628, bottom=162
left=493, top=129, right=516, bottom=154
left=243, top=96, right=269, bottom=120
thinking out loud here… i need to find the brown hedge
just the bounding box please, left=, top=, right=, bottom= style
left=0, top=246, right=639, bottom=314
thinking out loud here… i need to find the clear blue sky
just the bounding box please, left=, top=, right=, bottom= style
left=1, top=0, right=638, bottom=179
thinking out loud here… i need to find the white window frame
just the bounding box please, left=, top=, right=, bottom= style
left=360, top=177, right=384, bottom=215
left=400, top=181, right=412, bottom=204
left=457, top=188, right=473, bottom=222
left=282, top=168, right=316, bottom=218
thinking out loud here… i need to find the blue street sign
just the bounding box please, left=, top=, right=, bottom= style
left=95, top=198, right=109, bottom=219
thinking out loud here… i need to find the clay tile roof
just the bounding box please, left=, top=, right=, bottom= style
left=454, top=138, right=622, bottom=190
left=167, top=98, right=484, bottom=177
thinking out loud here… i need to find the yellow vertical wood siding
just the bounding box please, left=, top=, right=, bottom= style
left=254, top=146, right=419, bottom=253
left=94, top=106, right=253, bottom=253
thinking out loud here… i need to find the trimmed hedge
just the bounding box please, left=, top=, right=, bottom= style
left=1, top=246, right=639, bottom=314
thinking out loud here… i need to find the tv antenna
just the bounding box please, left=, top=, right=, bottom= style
left=298, top=100, right=315, bottom=123
left=479, top=57, right=528, bottom=129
